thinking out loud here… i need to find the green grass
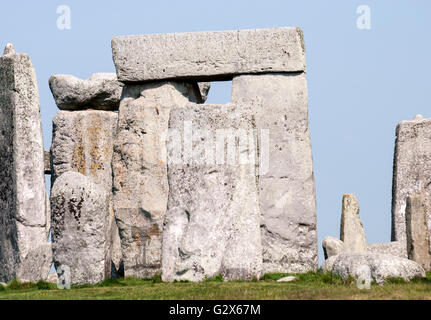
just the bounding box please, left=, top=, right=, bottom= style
left=0, top=271, right=430, bottom=300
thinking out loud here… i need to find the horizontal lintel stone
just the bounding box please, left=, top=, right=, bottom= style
left=112, top=27, right=306, bottom=82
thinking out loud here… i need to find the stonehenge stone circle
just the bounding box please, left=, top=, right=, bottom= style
left=51, top=172, right=109, bottom=285
left=406, top=194, right=431, bottom=271
left=162, top=103, right=262, bottom=282
left=112, top=27, right=306, bottom=82
left=392, top=116, right=431, bottom=250
left=0, top=44, right=51, bottom=283
left=5, top=26, right=430, bottom=286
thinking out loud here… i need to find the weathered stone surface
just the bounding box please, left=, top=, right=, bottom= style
left=113, top=82, right=201, bottom=278
left=232, top=73, right=317, bottom=274
left=196, top=82, right=211, bottom=102
left=51, top=172, right=109, bottom=285
left=323, top=237, right=345, bottom=259
left=392, top=117, right=431, bottom=249
left=406, top=194, right=431, bottom=271
left=0, top=44, right=51, bottom=283
left=367, top=241, right=407, bottom=259
left=112, top=27, right=305, bottom=82
left=162, top=103, right=262, bottom=282
left=323, top=253, right=425, bottom=285
left=51, top=110, right=122, bottom=274
left=340, top=194, right=367, bottom=253
left=49, top=73, right=124, bottom=110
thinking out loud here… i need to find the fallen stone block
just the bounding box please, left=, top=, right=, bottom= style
left=51, top=110, right=122, bottom=275
left=322, top=253, right=425, bottom=285
left=392, top=116, right=431, bottom=249
left=51, top=171, right=109, bottom=285
left=232, top=73, right=317, bottom=274
left=112, top=27, right=305, bottom=82
left=340, top=194, right=367, bottom=253
left=0, top=44, right=51, bottom=283
left=323, top=237, right=345, bottom=259
left=113, top=82, right=202, bottom=278
left=162, top=103, right=262, bottom=282
left=49, top=73, right=124, bottom=110
left=406, top=194, right=431, bottom=271
left=277, top=276, right=297, bottom=282
left=367, top=241, right=407, bottom=259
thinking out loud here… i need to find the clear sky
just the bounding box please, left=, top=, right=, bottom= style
left=1, top=0, right=430, bottom=265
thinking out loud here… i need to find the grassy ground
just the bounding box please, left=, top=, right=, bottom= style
left=0, top=272, right=430, bottom=300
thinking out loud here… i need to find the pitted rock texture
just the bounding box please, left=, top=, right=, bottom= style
left=340, top=194, right=367, bottom=253
left=113, top=82, right=201, bottom=278
left=0, top=44, right=51, bottom=283
left=322, top=253, right=425, bottom=285
left=232, top=73, right=317, bottom=274
left=162, top=103, right=262, bottom=282
left=49, top=73, right=123, bottom=110
left=406, top=194, right=431, bottom=271
left=51, top=110, right=122, bottom=273
left=112, top=27, right=305, bottom=82
left=367, top=241, right=407, bottom=259
left=51, top=172, right=109, bottom=285
left=392, top=117, right=431, bottom=250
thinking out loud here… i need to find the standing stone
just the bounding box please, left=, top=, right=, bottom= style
left=51, top=110, right=122, bottom=275
left=0, top=44, right=51, bottom=283
left=392, top=116, right=431, bottom=250
left=232, top=73, right=317, bottom=273
left=51, top=172, right=108, bottom=285
left=340, top=194, right=367, bottom=252
left=113, top=82, right=202, bottom=278
left=406, top=194, right=431, bottom=271
left=112, top=27, right=305, bottom=82
left=162, top=103, right=262, bottom=282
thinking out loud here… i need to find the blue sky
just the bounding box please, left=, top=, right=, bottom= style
left=1, top=0, right=430, bottom=264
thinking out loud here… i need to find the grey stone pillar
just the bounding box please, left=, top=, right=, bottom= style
left=232, top=73, right=317, bottom=273
left=112, top=82, right=201, bottom=278
left=0, top=44, right=51, bottom=283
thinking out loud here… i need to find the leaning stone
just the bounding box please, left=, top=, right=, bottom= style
left=340, top=194, right=367, bottom=253
left=322, top=237, right=345, bottom=259
left=406, top=194, right=431, bottom=271
left=392, top=117, right=431, bottom=249
left=277, top=276, right=297, bottom=282
left=51, top=110, right=122, bottom=275
left=327, top=253, right=425, bottom=285
left=113, top=82, right=201, bottom=278
left=112, top=27, right=305, bottom=82
left=196, top=82, right=211, bottom=102
left=367, top=241, right=407, bottom=259
left=0, top=44, right=51, bottom=283
left=232, top=73, right=317, bottom=274
left=162, top=103, right=262, bottom=282
left=51, top=172, right=109, bottom=285
left=49, top=73, right=124, bottom=111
